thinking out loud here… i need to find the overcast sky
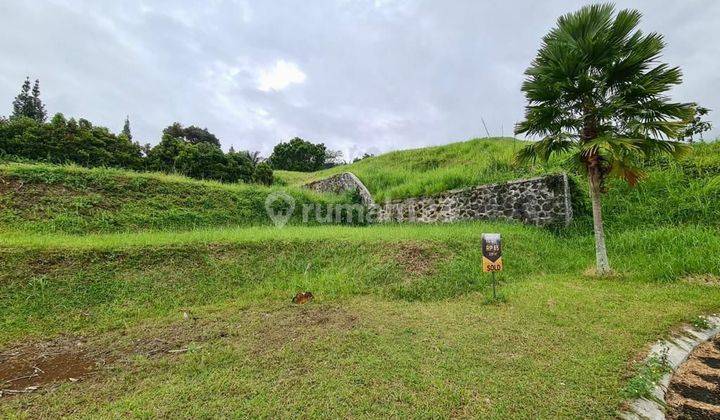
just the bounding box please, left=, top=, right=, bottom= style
left=1, top=1, right=718, bottom=159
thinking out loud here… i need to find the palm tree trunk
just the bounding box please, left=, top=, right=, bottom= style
left=588, top=167, right=611, bottom=274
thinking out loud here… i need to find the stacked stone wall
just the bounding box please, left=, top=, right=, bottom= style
left=305, top=172, right=573, bottom=227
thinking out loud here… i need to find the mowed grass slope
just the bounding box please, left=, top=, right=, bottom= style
left=2, top=223, right=720, bottom=417
left=0, top=163, right=347, bottom=234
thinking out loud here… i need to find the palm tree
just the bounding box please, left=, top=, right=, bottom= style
left=514, top=3, right=693, bottom=275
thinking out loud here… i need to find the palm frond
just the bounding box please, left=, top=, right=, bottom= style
left=637, top=137, right=691, bottom=159
left=515, top=134, right=576, bottom=164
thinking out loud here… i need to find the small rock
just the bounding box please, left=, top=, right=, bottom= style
left=292, top=291, right=314, bottom=304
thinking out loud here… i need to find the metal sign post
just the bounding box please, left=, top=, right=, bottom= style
left=481, top=233, right=503, bottom=299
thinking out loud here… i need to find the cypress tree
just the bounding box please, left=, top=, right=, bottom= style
left=121, top=116, right=132, bottom=140
left=31, top=79, right=47, bottom=122
left=11, top=77, right=32, bottom=120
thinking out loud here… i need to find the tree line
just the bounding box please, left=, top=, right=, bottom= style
left=0, top=77, right=347, bottom=185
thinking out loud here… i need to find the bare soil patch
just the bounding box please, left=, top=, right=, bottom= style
left=0, top=337, right=95, bottom=397
left=683, top=274, right=720, bottom=286
left=388, top=241, right=445, bottom=277
left=0, top=317, right=230, bottom=399
left=667, top=334, right=720, bottom=419
left=252, top=305, right=358, bottom=356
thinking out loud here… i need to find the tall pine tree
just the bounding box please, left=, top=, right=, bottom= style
left=31, top=79, right=46, bottom=122
left=121, top=115, right=132, bottom=140
left=11, top=77, right=46, bottom=122
left=11, top=78, right=32, bottom=119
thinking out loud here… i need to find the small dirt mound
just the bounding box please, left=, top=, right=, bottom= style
left=390, top=242, right=444, bottom=277
left=667, top=334, right=720, bottom=419
left=0, top=339, right=96, bottom=397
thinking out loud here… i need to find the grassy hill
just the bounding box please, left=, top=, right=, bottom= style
left=2, top=137, right=718, bottom=234
left=279, top=137, right=720, bottom=230
left=277, top=137, right=548, bottom=201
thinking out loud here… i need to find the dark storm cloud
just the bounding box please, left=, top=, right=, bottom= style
left=1, top=0, right=718, bottom=159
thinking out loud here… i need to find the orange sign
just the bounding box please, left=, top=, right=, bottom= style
left=482, top=233, right=503, bottom=272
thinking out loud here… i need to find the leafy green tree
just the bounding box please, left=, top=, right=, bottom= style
left=121, top=116, right=132, bottom=141
left=225, top=150, right=255, bottom=183
left=681, top=106, right=712, bottom=143
left=514, top=3, right=693, bottom=275
left=145, top=134, right=185, bottom=171
left=162, top=122, right=185, bottom=139
left=183, top=125, right=221, bottom=147
left=11, top=77, right=46, bottom=122
left=0, top=116, right=42, bottom=157
left=161, top=122, right=221, bottom=148
left=175, top=142, right=228, bottom=180
left=268, top=137, right=328, bottom=172
left=252, top=162, right=274, bottom=185
left=0, top=113, right=142, bottom=168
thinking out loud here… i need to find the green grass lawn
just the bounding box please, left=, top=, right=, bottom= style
left=2, top=222, right=719, bottom=417
left=2, top=138, right=720, bottom=417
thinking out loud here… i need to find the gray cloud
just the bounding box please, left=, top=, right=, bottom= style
left=1, top=0, right=718, bottom=160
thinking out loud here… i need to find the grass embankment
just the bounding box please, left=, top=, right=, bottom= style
left=1, top=222, right=720, bottom=417
left=0, top=163, right=346, bottom=234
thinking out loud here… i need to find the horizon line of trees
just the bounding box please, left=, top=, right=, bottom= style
left=0, top=114, right=275, bottom=185
left=0, top=77, right=359, bottom=184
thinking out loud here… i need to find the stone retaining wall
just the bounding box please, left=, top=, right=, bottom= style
left=304, top=172, right=573, bottom=227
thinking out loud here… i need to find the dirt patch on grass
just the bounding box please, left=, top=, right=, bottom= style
left=0, top=302, right=359, bottom=401
left=0, top=317, right=230, bottom=399
left=0, top=337, right=95, bottom=397
left=682, top=274, right=720, bottom=286
left=387, top=241, right=445, bottom=278
left=0, top=178, right=83, bottom=212
left=667, top=334, right=720, bottom=419
left=252, top=305, right=358, bottom=356
left=0, top=303, right=356, bottom=400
